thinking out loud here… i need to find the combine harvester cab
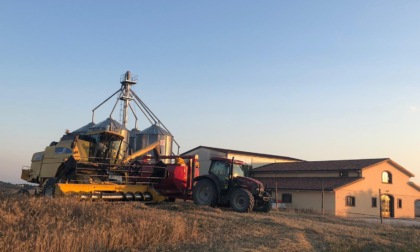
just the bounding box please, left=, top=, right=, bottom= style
left=21, top=71, right=199, bottom=203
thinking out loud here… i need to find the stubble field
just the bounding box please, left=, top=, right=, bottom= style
left=0, top=192, right=419, bottom=252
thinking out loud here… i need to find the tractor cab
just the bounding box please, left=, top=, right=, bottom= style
left=209, top=157, right=247, bottom=190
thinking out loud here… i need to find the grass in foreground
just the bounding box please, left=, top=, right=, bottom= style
left=0, top=192, right=419, bottom=252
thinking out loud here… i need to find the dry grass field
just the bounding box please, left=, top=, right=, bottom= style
left=0, top=192, right=419, bottom=252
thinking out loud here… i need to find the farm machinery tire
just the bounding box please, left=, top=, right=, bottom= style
left=193, top=179, right=217, bottom=207
left=42, top=178, right=58, bottom=198
left=253, top=192, right=272, bottom=213
left=253, top=199, right=272, bottom=213
left=230, top=188, right=254, bottom=212
left=16, top=189, right=30, bottom=196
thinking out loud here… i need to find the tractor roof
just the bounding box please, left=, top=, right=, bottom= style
left=211, top=157, right=245, bottom=165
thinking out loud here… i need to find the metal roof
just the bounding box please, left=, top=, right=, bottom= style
left=130, top=128, right=141, bottom=137
left=91, top=118, right=127, bottom=131
left=73, top=122, right=95, bottom=134
left=139, top=124, right=172, bottom=136
left=253, top=158, right=389, bottom=173
left=181, top=146, right=303, bottom=161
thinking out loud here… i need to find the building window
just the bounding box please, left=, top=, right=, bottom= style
left=372, top=197, right=377, bottom=208
left=282, top=193, right=292, bottom=203
left=346, top=196, right=356, bottom=207
left=382, top=171, right=392, bottom=184
left=397, top=199, right=402, bottom=208
left=339, top=171, right=348, bottom=177
left=54, top=147, right=72, bottom=155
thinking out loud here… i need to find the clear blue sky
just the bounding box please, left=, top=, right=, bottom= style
left=1, top=1, right=420, bottom=184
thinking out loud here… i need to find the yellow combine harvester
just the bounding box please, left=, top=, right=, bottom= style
left=21, top=71, right=199, bottom=202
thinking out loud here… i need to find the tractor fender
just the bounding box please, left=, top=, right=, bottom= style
left=193, top=175, right=222, bottom=196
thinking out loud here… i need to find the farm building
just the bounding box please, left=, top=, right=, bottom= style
left=253, top=158, right=420, bottom=218
left=182, top=146, right=302, bottom=176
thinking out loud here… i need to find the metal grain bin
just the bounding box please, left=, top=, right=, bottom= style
left=73, top=122, right=96, bottom=134
left=129, top=128, right=141, bottom=154
left=136, top=124, right=173, bottom=160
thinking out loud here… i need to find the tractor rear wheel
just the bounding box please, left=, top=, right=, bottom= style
left=193, top=179, right=217, bottom=207
left=230, top=188, right=254, bottom=212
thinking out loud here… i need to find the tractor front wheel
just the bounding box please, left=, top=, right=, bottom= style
left=193, top=179, right=217, bottom=207
left=254, top=192, right=272, bottom=213
left=230, top=188, right=254, bottom=212
left=254, top=199, right=272, bottom=212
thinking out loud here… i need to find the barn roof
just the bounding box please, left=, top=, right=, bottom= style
left=253, top=158, right=388, bottom=173
left=253, top=158, right=415, bottom=177
left=182, top=146, right=303, bottom=162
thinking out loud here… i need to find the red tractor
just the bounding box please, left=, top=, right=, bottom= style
left=192, top=157, right=272, bottom=212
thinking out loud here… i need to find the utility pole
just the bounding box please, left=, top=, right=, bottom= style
left=275, top=182, right=279, bottom=211
left=321, top=182, right=325, bottom=215
left=379, top=189, right=383, bottom=224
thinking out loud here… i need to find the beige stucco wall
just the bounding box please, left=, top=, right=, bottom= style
left=183, top=149, right=226, bottom=175
left=226, top=154, right=297, bottom=169
left=271, top=190, right=335, bottom=214
left=335, top=161, right=420, bottom=218
left=254, top=171, right=360, bottom=178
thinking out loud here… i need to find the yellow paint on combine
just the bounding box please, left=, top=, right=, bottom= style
left=73, top=139, right=90, bottom=162
left=122, top=141, right=160, bottom=164
left=57, top=183, right=167, bottom=203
